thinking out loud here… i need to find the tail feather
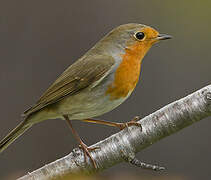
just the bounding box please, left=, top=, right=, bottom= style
left=0, top=118, right=32, bottom=153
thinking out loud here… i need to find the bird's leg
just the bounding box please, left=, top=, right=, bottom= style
left=82, top=116, right=142, bottom=131
left=63, top=115, right=99, bottom=168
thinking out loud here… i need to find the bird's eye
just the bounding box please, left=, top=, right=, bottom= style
left=134, top=32, right=145, bottom=40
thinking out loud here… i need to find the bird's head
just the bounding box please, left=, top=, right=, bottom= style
left=99, top=23, right=172, bottom=59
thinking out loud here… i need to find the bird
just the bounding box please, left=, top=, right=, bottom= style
left=0, top=23, right=171, bottom=168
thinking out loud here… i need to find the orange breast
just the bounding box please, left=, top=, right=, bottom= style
left=106, top=42, right=150, bottom=100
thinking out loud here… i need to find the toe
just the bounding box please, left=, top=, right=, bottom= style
left=127, top=122, right=142, bottom=131
left=88, top=146, right=101, bottom=151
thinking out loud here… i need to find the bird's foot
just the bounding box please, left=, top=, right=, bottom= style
left=116, top=116, right=142, bottom=131
left=79, top=140, right=100, bottom=169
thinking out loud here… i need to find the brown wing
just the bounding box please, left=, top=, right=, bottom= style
left=24, top=55, right=115, bottom=116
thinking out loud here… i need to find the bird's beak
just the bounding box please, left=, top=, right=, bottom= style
left=156, top=34, right=172, bottom=40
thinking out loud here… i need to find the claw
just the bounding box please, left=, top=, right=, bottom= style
left=132, top=116, right=141, bottom=122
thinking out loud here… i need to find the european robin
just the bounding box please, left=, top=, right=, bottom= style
left=0, top=23, right=171, bottom=168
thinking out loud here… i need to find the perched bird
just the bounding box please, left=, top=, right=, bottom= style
left=0, top=23, right=171, bottom=168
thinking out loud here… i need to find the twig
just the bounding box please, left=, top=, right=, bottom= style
left=18, top=85, right=211, bottom=180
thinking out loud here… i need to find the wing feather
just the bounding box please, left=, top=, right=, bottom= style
left=24, top=55, right=115, bottom=116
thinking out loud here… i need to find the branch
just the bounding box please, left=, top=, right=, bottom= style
left=18, top=85, right=211, bottom=180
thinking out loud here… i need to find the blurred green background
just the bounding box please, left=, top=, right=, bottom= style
left=0, top=0, right=210, bottom=179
